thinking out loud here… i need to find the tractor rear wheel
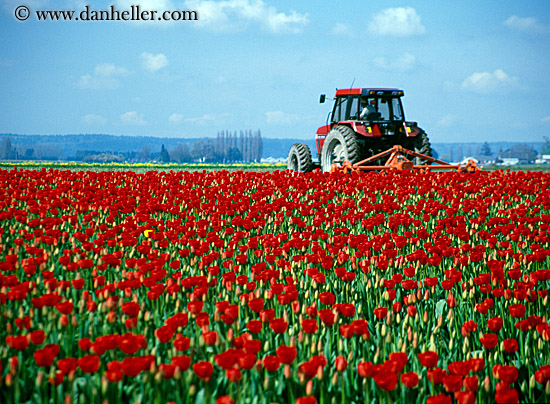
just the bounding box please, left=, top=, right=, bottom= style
left=410, top=129, right=432, bottom=165
left=321, top=126, right=359, bottom=172
left=287, top=143, right=313, bottom=172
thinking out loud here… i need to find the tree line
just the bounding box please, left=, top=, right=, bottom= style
left=162, top=129, right=263, bottom=163
left=0, top=130, right=263, bottom=163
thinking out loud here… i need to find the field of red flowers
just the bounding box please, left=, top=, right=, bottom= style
left=1, top=167, right=549, bottom=404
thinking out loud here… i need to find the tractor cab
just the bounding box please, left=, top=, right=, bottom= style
left=327, top=88, right=405, bottom=123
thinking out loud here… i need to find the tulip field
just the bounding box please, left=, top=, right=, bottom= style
left=1, top=167, right=550, bottom=404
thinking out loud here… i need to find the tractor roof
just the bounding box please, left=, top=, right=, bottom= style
left=335, top=88, right=404, bottom=97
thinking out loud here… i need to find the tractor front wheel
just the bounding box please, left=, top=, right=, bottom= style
left=321, top=126, right=359, bottom=172
left=287, top=143, right=313, bottom=172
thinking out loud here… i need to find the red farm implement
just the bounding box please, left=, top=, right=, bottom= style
left=329, top=145, right=481, bottom=173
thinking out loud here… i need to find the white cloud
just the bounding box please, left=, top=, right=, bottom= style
left=369, top=7, right=426, bottom=36
left=184, top=0, right=309, bottom=33
left=83, top=114, right=107, bottom=125
left=461, top=69, right=519, bottom=94
left=436, top=114, right=457, bottom=127
left=331, top=23, right=353, bottom=37
left=120, top=111, right=147, bottom=126
left=542, top=116, right=550, bottom=123
left=373, top=53, right=416, bottom=72
left=185, top=113, right=230, bottom=125
left=94, top=63, right=128, bottom=77
left=77, top=63, right=128, bottom=90
left=141, top=52, right=169, bottom=72
left=168, top=113, right=183, bottom=123
left=266, top=111, right=300, bottom=125
left=503, top=16, right=549, bottom=34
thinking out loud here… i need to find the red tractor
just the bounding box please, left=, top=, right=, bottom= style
left=287, top=88, right=432, bottom=172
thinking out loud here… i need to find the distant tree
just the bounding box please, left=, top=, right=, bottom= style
left=191, top=141, right=206, bottom=162
left=239, top=131, right=244, bottom=160
left=0, top=138, right=16, bottom=160
left=227, top=147, right=242, bottom=163
left=542, top=136, right=550, bottom=155
left=204, top=139, right=216, bottom=162
left=170, top=143, right=191, bottom=163
left=255, top=130, right=263, bottom=162
left=140, top=145, right=151, bottom=161
left=481, top=142, right=492, bottom=156
left=24, top=148, right=35, bottom=160
left=160, top=144, right=170, bottom=163
left=509, top=144, right=537, bottom=162
left=35, top=144, right=62, bottom=160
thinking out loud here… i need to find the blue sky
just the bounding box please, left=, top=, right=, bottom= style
left=1, top=0, right=549, bottom=142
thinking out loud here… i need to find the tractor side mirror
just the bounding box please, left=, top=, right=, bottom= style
left=319, top=94, right=326, bottom=103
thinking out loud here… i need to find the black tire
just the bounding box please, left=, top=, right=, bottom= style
left=410, top=129, right=432, bottom=165
left=287, top=143, right=313, bottom=172
left=321, top=126, right=360, bottom=172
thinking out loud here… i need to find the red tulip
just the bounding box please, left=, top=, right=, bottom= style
left=202, top=330, right=219, bottom=346
left=225, top=368, right=242, bottom=382
left=334, top=355, right=348, bottom=372
left=388, top=352, right=408, bottom=373
left=237, top=353, right=256, bottom=370
left=6, top=335, right=29, bottom=351
left=319, top=291, right=335, bottom=305
left=418, top=351, right=439, bottom=368
left=469, top=357, right=485, bottom=373
left=426, top=393, right=452, bottom=404
left=443, top=374, right=463, bottom=392
left=454, top=391, right=475, bottom=404
left=171, top=355, right=191, bottom=371
left=121, top=301, right=140, bottom=317
left=296, top=397, right=316, bottom=404
left=269, top=317, right=288, bottom=334
left=508, top=304, right=525, bottom=319
left=263, top=355, right=281, bottom=372
left=428, top=368, right=447, bottom=385
left=480, top=333, right=498, bottom=350
left=401, top=371, right=419, bottom=388
left=461, top=320, right=478, bottom=338
left=448, top=360, right=471, bottom=376
left=503, top=338, right=518, bottom=353
left=216, top=396, right=235, bottom=404
left=487, top=316, right=503, bottom=332
left=373, top=370, right=398, bottom=391
left=54, top=357, right=76, bottom=376
left=193, top=361, right=214, bottom=381
left=34, top=344, right=60, bottom=367
left=318, top=309, right=336, bottom=327
left=494, top=386, right=519, bottom=404
left=357, top=361, right=373, bottom=378
left=276, top=345, right=297, bottom=364
left=374, top=306, right=387, bottom=320
left=464, top=375, right=479, bottom=391
left=493, top=364, right=518, bottom=384
left=29, top=330, right=45, bottom=345
left=55, top=300, right=74, bottom=315
left=301, top=318, right=318, bottom=334
left=78, top=355, right=100, bottom=374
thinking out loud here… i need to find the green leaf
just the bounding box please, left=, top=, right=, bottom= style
left=435, top=299, right=446, bottom=319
